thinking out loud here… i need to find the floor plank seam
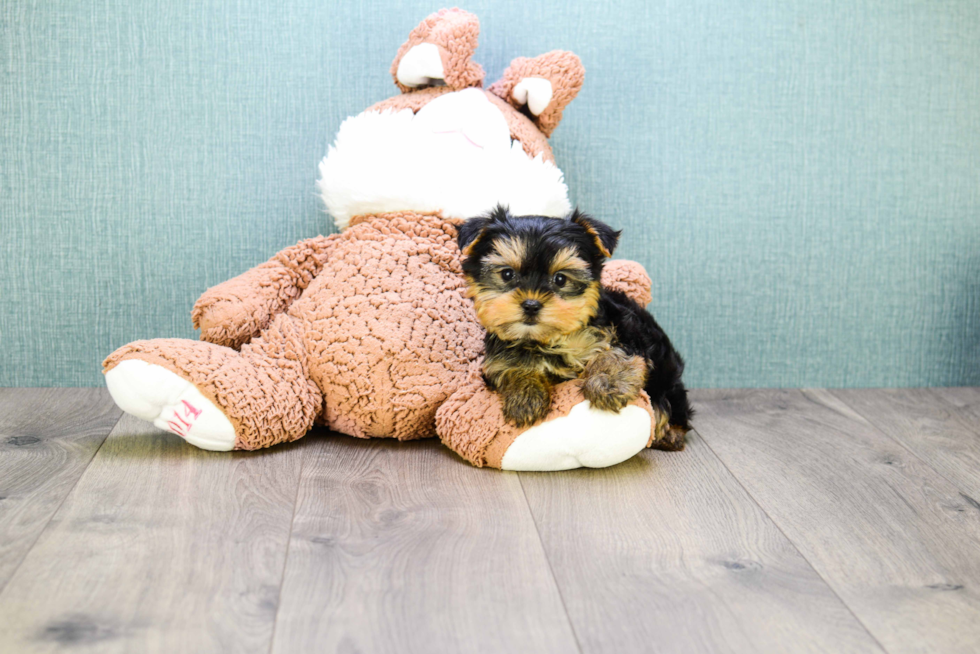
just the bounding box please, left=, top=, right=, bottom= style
left=0, top=408, right=124, bottom=599
left=516, top=473, right=586, bottom=654
left=831, top=390, right=980, bottom=508
left=266, top=441, right=311, bottom=654
left=691, top=423, right=892, bottom=654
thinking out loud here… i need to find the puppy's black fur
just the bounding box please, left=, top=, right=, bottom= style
left=458, top=206, right=692, bottom=448
left=591, top=286, right=693, bottom=435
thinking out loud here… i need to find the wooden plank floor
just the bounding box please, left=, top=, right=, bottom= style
left=1, top=388, right=978, bottom=653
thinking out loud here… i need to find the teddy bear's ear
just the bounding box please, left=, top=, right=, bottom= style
left=570, top=208, right=620, bottom=258
left=391, top=9, right=485, bottom=93
left=488, top=51, right=585, bottom=138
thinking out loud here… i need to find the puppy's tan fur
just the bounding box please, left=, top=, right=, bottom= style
left=465, top=231, right=648, bottom=427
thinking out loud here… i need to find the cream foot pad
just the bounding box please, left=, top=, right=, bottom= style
left=105, top=359, right=236, bottom=451
left=501, top=400, right=651, bottom=471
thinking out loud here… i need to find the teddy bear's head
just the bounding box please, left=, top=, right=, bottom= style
left=317, top=8, right=585, bottom=231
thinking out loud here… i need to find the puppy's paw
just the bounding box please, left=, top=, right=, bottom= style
left=501, top=384, right=552, bottom=428
left=651, top=425, right=688, bottom=451
left=582, top=351, right=647, bottom=413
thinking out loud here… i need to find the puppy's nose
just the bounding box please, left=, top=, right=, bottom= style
left=521, top=299, right=543, bottom=315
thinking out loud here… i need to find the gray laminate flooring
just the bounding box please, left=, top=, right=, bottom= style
left=1, top=387, right=979, bottom=653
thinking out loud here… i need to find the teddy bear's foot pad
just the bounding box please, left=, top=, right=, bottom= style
left=105, top=359, right=236, bottom=451
left=500, top=400, right=651, bottom=471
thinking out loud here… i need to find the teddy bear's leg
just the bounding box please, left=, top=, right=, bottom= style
left=104, top=313, right=321, bottom=451
left=105, top=358, right=237, bottom=450
left=436, top=367, right=658, bottom=471
left=495, top=401, right=652, bottom=471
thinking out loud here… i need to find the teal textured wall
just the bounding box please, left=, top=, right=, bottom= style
left=2, top=1, right=978, bottom=388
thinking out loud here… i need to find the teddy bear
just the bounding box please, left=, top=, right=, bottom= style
left=103, top=8, right=674, bottom=471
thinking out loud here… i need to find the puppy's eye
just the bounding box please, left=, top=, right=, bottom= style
left=500, top=268, right=515, bottom=282
left=553, top=272, right=567, bottom=288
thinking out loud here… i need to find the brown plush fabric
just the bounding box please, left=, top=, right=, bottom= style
left=192, top=235, right=340, bottom=349
left=104, top=313, right=322, bottom=450
left=106, top=211, right=487, bottom=448
left=288, top=211, right=485, bottom=441
left=488, top=51, right=585, bottom=138
left=436, top=362, right=658, bottom=468
left=601, top=260, right=654, bottom=308
left=390, top=8, right=484, bottom=93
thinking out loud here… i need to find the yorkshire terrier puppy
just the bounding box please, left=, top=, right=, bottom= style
left=458, top=205, right=692, bottom=450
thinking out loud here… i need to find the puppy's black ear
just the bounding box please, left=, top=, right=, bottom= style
left=458, top=205, right=510, bottom=257
left=457, top=217, right=488, bottom=257
left=570, top=209, right=620, bottom=257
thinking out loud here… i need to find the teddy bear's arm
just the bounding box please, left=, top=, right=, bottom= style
left=601, top=260, right=653, bottom=308
left=191, top=234, right=339, bottom=349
